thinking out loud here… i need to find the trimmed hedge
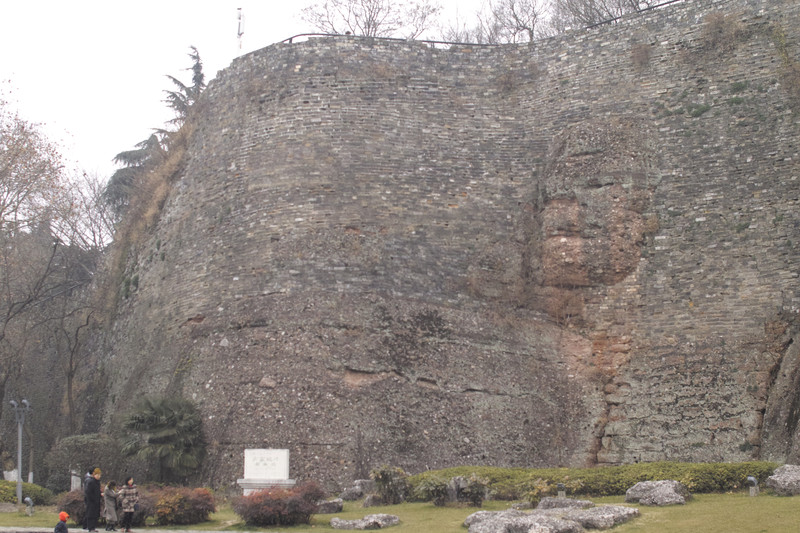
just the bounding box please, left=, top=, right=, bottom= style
left=408, top=461, right=779, bottom=501
left=0, top=480, right=55, bottom=505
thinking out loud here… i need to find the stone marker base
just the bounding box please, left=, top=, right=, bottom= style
left=237, top=478, right=297, bottom=495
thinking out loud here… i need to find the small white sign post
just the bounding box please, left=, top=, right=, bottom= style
left=70, top=470, right=82, bottom=491
left=236, top=449, right=296, bottom=494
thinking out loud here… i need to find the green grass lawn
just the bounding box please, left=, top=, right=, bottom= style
left=3, top=493, right=800, bottom=532
left=594, top=493, right=800, bottom=533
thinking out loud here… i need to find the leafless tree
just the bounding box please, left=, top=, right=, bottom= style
left=50, top=282, right=94, bottom=434
left=0, top=231, right=63, bottom=423
left=0, top=99, right=63, bottom=413
left=440, top=0, right=550, bottom=44
left=549, top=0, right=655, bottom=31
left=0, top=104, right=65, bottom=234
left=0, top=96, right=108, bottom=443
left=440, top=0, right=659, bottom=43
left=54, top=172, right=114, bottom=259
left=489, top=0, right=550, bottom=42
left=302, top=0, right=442, bottom=39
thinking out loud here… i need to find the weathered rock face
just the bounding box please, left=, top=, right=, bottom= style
left=95, top=0, right=800, bottom=490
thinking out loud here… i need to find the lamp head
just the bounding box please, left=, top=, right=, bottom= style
left=21, top=399, right=30, bottom=408
left=9, top=400, right=18, bottom=408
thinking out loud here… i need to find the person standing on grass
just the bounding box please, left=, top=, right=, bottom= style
left=103, top=481, right=119, bottom=531
left=118, top=476, right=140, bottom=533
left=55, top=511, right=69, bottom=533
left=84, top=468, right=102, bottom=532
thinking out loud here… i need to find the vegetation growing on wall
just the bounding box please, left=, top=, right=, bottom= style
left=98, top=46, right=205, bottom=321
left=701, top=11, right=747, bottom=53
left=772, top=24, right=800, bottom=110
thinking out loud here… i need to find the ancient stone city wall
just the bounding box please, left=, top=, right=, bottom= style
left=99, top=0, right=800, bottom=488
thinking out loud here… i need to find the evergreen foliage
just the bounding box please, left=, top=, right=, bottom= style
left=413, top=475, right=449, bottom=506
left=121, top=396, right=205, bottom=483
left=103, top=46, right=204, bottom=219
left=43, top=433, right=121, bottom=492
left=371, top=465, right=411, bottom=504
left=164, top=46, right=206, bottom=126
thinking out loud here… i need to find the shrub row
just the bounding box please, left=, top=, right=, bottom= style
left=408, top=461, right=779, bottom=501
left=55, top=486, right=213, bottom=527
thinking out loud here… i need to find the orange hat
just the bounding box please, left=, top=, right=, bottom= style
left=59, top=512, right=69, bottom=521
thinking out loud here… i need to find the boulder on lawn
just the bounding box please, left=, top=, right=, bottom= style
left=537, top=497, right=595, bottom=510
left=464, top=509, right=583, bottom=533
left=625, top=480, right=691, bottom=506
left=766, top=464, right=800, bottom=496
left=317, top=498, right=344, bottom=514
left=563, top=505, right=640, bottom=529
left=331, top=513, right=399, bottom=530
left=340, top=479, right=376, bottom=501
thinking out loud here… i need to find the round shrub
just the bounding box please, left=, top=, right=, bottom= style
left=413, top=476, right=449, bottom=506
left=461, top=474, right=489, bottom=507
left=522, top=478, right=552, bottom=506
left=371, top=465, right=410, bottom=504
left=152, top=487, right=215, bottom=525
left=232, top=482, right=325, bottom=527
left=56, top=490, right=85, bottom=526
left=43, top=434, right=122, bottom=493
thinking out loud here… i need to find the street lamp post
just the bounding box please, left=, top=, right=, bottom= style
left=9, top=399, right=31, bottom=505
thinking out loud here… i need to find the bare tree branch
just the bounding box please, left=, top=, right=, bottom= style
left=550, top=0, right=656, bottom=31
left=302, top=0, right=442, bottom=39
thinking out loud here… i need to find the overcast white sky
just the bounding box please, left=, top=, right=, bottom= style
left=0, top=1, right=483, bottom=179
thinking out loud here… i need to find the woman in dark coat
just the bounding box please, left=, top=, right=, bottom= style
left=84, top=468, right=102, bottom=532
